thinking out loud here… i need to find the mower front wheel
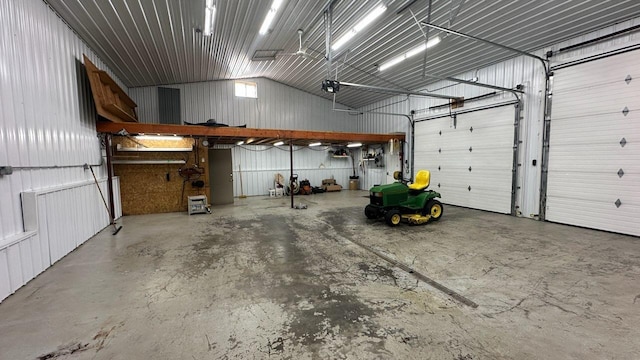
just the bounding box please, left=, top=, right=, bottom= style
left=364, top=205, right=378, bottom=219
left=425, top=200, right=443, bottom=221
left=385, top=209, right=402, bottom=226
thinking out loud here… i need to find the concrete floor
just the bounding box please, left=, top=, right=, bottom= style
left=0, top=191, right=638, bottom=359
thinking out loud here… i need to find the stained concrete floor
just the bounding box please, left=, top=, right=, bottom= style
left=0, top=191, right=639, bottom=359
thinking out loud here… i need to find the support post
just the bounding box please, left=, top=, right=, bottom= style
left=290, top=140, right=294, bottom=209
left=105, top=134, right=116, bottom=223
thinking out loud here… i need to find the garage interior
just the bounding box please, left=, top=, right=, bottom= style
left=0, top=0, right=639, bottom=359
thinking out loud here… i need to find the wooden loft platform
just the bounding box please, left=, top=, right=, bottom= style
left=96, top=121, right=405, bottom=146
left=85, top=55, right=403, bottom=146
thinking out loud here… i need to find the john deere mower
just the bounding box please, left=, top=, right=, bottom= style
left=365, top=170, right=443, bottom=226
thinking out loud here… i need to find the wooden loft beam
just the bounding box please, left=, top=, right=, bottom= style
left=95, top=121, right=405, bottom=144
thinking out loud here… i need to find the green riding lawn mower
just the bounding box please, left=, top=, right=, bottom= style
left=365, top=170, right=443, bottom=226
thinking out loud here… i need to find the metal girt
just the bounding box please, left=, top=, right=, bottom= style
left=421, top=22, right=548, bottom=69
left=446, top=76, right=523, bottom=95
left=396, top=0, right=419, bottom=14
left=340, top=81, right=457, bottom=100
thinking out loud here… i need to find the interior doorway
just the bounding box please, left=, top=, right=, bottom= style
left=208, top=149, right=234, bottom=205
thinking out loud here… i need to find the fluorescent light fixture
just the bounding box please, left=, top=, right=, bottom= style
left=236, top=140, right=244, bottom=145
left=135, top=135, right=183, bottom=141
left=308, top=142, right=322, bottom=147
left=379, top=36, right=441, bottom=71
left=347, top=142, right=362, bottom=148
left=203, top=1, right=216, bottom=36
left=259, top=0, right=284, bottom=35
left=273, top=141, right=284, bottom=146
left=246, top=138, right=255, bottom=144
left=332, top=4, right=386, bottom=51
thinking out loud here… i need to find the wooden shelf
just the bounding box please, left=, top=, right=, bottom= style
left=84, top=55, right=138, bottom=123
left=97, top=71, right=137, bottom=108
left=104, top=103, right=137, bottom=123
left=116, top=147, right=193, bottom=152
left=112, top=160, right=186, bottom=165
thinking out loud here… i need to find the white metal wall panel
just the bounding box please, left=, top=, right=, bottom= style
left=0, top=178, right=121, bottom=303
left=129, top=78, right=355, bottom=132
left=212, top=145, right=352, bottom=197
left=546, top=51, right=640, bottom=236
left=414, top=105, right=516, bottom=213
left=354, top=95, right=410, bottom=189
left=0, top=0, right=124, bottom=302
left=130, top=78, right=362, bottom=196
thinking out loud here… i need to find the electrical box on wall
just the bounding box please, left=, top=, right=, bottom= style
left=0, top=166, right=13, bottom=176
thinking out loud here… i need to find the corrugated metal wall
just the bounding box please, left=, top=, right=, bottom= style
left=0, top=0, right=123, bottom=302
left=130, top=77, right=362, bottom=195
left=215, top=144, right=354, bottom=197
left=356, top=16, right=640, bottom=219
left=130, top=77, right=357, bottom=131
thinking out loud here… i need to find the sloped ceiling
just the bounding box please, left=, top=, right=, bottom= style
left=46, top=0, right=640, bottom=108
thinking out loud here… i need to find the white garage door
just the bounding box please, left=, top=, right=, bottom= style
left=414, top=104, right=517, bottom=214
left=546, top=51, right=640, bottom=236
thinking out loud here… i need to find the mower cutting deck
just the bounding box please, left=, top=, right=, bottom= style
left=365, top=170, right=443, bottom=226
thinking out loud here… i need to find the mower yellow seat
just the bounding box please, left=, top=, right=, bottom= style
left=408, top=170, right=430, bottom=191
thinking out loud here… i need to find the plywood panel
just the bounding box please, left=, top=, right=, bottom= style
left=113, top=137, right=209, bottom=215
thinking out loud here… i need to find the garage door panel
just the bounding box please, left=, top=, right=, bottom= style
left=415, top=150, right=513, bottom=167
left=552, top=92, right=639, bottom=119
left=415, top=105, right=516, bottom=214
left=546, top=50, right=640, bottom=236
left=442, top=188, right=511, bottom=214
left=545, top=197, right=640, bottom=236
left=547, top=173, right=640, bottom=204
left=550, top=112, right=638, bottom=143
left=431, top=169, right=512, bottom=187
left=548, top=145, right=639, bottom=169
left=552, top=54, right=640, bottom=91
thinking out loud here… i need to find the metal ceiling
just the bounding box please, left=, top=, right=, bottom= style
left=46, top=0, right=640, bottom=108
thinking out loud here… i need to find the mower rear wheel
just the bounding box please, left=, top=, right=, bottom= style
left=364, top=205, right=378, bottom=219
left=385, top=209, right=402, bottom=226
left=425, top=200, right=443, bottom=221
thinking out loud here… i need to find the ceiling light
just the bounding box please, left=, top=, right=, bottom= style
left=135, top=135, right=183, bottom=141
left=203, top=1, right=216, bottom=36
left=236, top=140, right=244, bottom=145
left=246, top=138, right=255, bottom=144
left=309, top=142, right=322, bottom=147
left=379, top=36, right=441, bottom=71
left=259, top=0, right=284, bottom=35
left=273, top=141, right=284, bottom=146
left=347, top=142, right=362, bottom=148
left=332, top=3, right=387, bottom=51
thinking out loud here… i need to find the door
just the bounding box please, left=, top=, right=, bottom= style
left=414, top=104, right=517, bottom=214
left=208, top=149, right=234, bottom=205
left=545, top=50, right=640, bottom=236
